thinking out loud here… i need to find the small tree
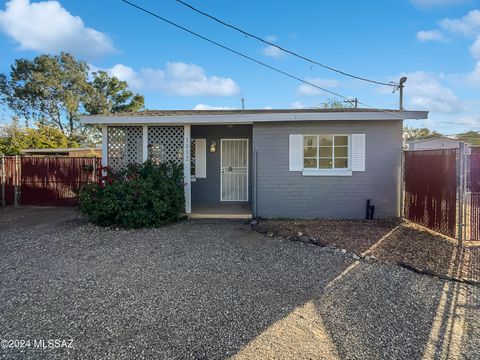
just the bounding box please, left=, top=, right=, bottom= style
left=0, top=120, right=72, bottom=155
left=404, top=127, right=443, bottom=141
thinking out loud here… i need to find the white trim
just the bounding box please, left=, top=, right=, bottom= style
left=194, top=138, right=207, bottom=178
left=101, top=126, right=108, bottom=167
left=142, top=125, right=148, bottom=162
left=302, top=169, right=353, bottom=176
left=302, top=134, right=350, bottom=171
left=81, top=111, right=428, bottom=125
left=184, top=125, right=191, bottom=214
left=220, top=138, right=249, bottom=202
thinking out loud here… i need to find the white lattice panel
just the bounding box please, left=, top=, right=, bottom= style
left=148, top=126, right=184, bottom=164
left=107, top=126, right=143, bottom=171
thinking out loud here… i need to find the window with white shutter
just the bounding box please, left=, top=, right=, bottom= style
left=289, top=134, right=303, bottom=171
left=351, top=134, right=366, bottom=172
left=290, top=133, right=366, bottom=176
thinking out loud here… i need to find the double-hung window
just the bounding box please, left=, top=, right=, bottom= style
left=303, top=135, right=349, bottom=170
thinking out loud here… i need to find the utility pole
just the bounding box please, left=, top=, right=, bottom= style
left=344, top=98, right=358, bottom=109
left=241, top=98, right=245, bottom=110
left=398, top=77, right=407, bottom=111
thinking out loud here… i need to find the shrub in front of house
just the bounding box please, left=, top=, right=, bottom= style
left=79, top=161, right=184, bottom=228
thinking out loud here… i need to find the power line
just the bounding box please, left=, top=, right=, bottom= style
left=120, top=0, right=405, bottom=119
left=121, top=0, right=348, bottom=101
left=176, top=0, right=397, bottom=88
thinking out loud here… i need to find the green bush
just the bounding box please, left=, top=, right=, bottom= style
left=79, top=161, right=184, bottom=228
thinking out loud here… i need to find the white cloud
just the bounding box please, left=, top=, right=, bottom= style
left=261, top=35, right=286, bottom=58
left=416, top=30, right=446, bottom=42
left=297, top=78, right=340, bottom=96
left=291, top=101, right=305, bottom=109
left=98, top=62, right=240, bottom=96
left=264, top=35, right=277, bottom=42
left=411, top=0, right=468, bottom=9
left=470, top=36, right=480, bottom=59
left=0, top=0, right=116, bottom=57
left=400, top=71, right=462, bottom=113
left=193, top=104, right=235, bottom=110
left=262, top=45, right=286, bottom=58
left=440, top=9, right=480, bottom=36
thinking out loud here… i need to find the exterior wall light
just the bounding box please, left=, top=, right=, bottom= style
left=210, top=141, right=216, bottom=153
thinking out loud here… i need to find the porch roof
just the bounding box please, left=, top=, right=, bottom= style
left=81, top=108, right=428, bottom=125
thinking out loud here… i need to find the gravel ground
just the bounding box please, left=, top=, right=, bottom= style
left=255, top=219, right=480, bottom=282
left=0, top=207, right=479, bottom=359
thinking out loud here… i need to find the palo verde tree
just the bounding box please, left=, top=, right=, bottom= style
left=0, top=52, right=144, bottom=145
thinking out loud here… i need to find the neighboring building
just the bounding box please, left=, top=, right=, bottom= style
left=406, top=136, right=463, bottom=151
left=21, top=147, right=102, bottom=157
left=81, top=109, right=428, bottom=219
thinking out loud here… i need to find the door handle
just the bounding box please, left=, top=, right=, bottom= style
left=228, top=166, right=232, bottom=171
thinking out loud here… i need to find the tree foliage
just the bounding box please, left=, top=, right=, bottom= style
left=457, top=131, right=480, bottom=146
left=404, top=127, right=443, bottom=141
left=0, top=52, right=144, bottom=145
left=0, top=119, right=72, bottom=155
left=319, top=98, right=353, bottom=109
left=85, top=71, right=144, bottom=115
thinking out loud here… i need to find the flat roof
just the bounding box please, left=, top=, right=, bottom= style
left=81, top=108, right=428, bottom=125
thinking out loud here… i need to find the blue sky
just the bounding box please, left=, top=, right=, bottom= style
left=0, top=0, right=479, bottom=134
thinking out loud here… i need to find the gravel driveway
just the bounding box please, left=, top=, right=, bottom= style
left=0, top=207, right=479, bottom=359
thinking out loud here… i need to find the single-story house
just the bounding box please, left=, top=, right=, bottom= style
left=81, top=108, right=428, bottom=219
left=21, top=147, right=102, bottom=157
left=405, top=136, right=464, bottom=151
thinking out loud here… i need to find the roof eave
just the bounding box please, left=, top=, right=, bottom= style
left=80, top=110, right=428, bottom=125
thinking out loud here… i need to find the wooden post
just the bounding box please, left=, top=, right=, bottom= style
left=1, top=155, right=5, bottom=207
left=142, top=125, right=148, bottom=162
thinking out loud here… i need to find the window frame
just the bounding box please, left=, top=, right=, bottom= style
left=302, top=134, right=352, bottom=176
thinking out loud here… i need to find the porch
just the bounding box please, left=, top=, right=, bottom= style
left=101, top=124, right=253, bottom=218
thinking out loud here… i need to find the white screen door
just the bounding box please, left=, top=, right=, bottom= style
left=221, top=139, right=248, bottom=201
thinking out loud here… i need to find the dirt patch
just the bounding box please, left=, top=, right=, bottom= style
left=254, top=219, right=480, bottom=283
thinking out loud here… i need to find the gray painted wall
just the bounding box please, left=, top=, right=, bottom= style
left=252, top=120, right=403, bottom=219
left=191, top=125, right=252, bottom=206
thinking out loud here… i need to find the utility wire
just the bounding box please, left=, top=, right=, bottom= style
left=176, top=0, right=397, bottom=88
left=120, top=0, right=406, bottom=119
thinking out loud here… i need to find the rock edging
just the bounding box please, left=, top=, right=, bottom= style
left=259, top=228, right=480, bottom=287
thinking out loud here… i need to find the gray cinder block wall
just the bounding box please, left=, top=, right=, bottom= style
left=252, top=120, right=403, bottom=219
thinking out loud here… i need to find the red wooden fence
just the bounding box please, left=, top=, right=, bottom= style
left=404, top=149, right=457, bottom=237
left=1, top=156, right=101, bottom=206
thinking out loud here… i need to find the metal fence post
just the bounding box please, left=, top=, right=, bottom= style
left=13, top=155, right=18, bottom=207
left=457, top=142, right=466, bottom=241
left=1, top=155, right=5, bottom=207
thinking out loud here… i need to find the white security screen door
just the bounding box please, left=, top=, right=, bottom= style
left=221, top=139, right=248, bottom=201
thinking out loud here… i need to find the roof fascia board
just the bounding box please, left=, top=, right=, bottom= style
left=81, top=111, right=428, bottom=125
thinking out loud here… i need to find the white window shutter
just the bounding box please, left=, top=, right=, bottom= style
left=352, top=134, right=366, bottom=172
left=289, top=134, right=303, bottom=171
left=195, top=139, right=207, bottom=178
